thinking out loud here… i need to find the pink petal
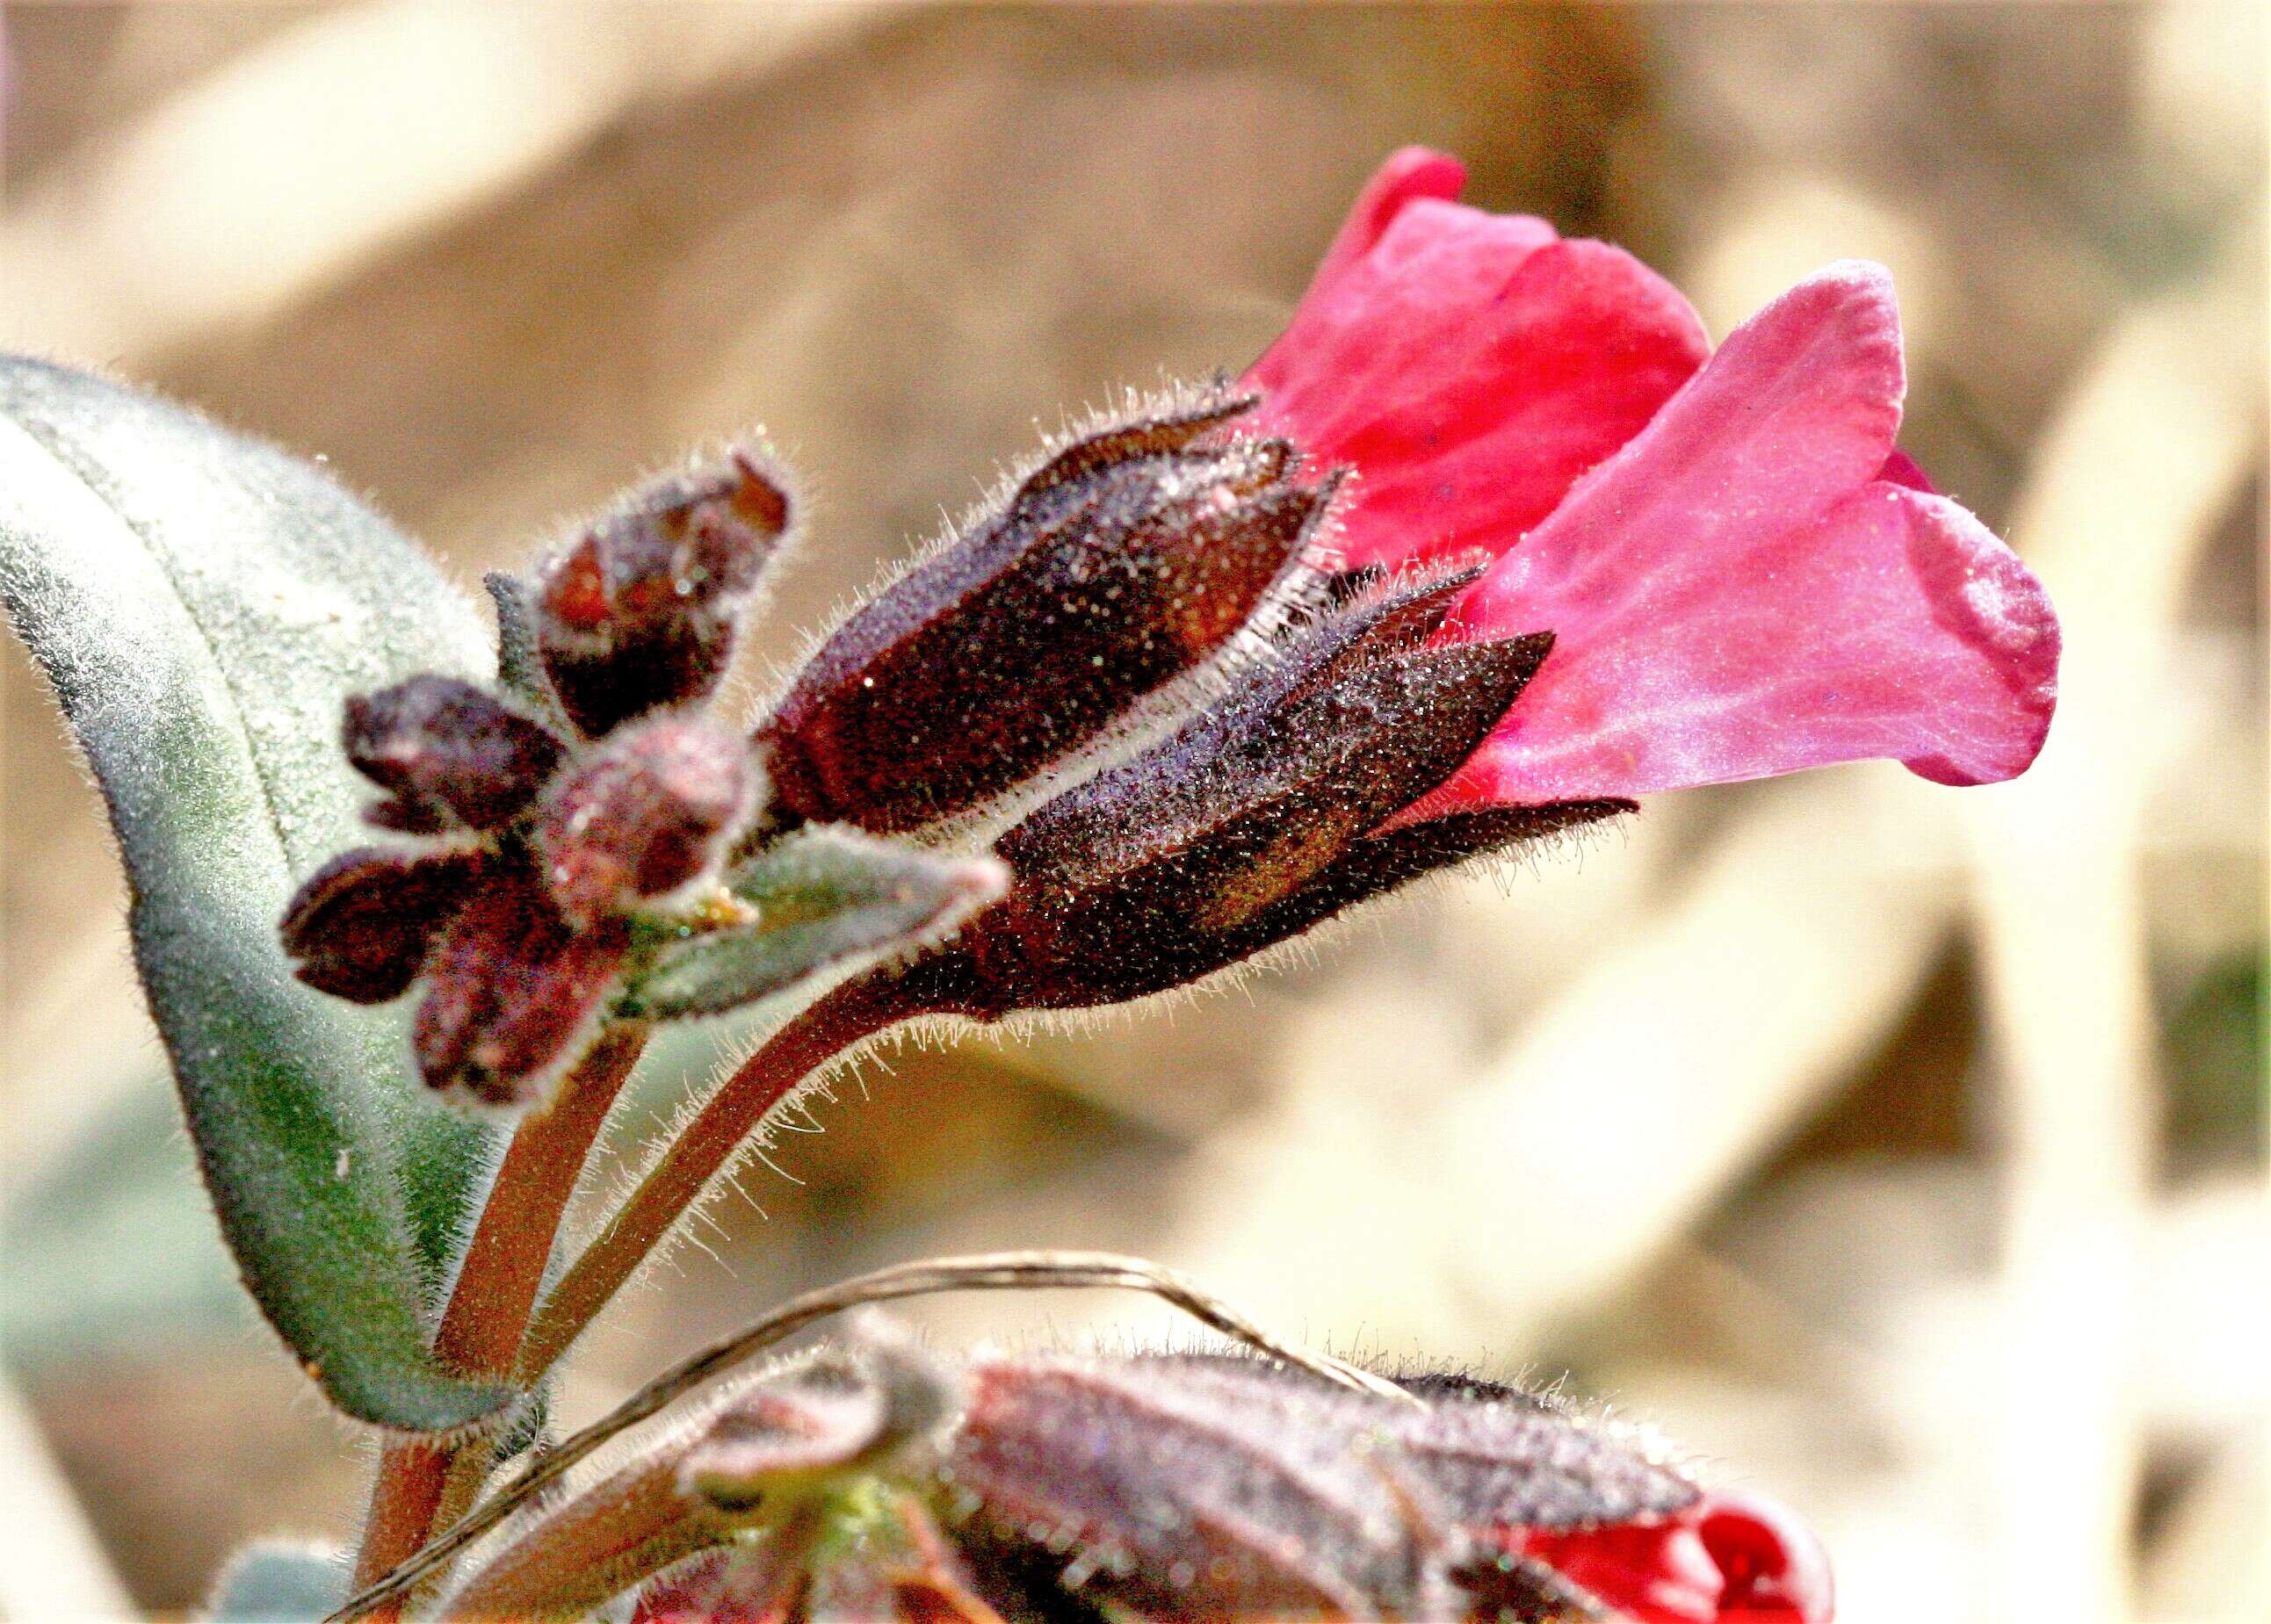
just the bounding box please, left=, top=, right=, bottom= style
left=1245, top=152, right=1708, bottom=574
left=1297, top=145, right=1469, bottom=294
left=1877, top=446, right=1935, bottom=493
left=1428, top=262, right=2058, bottom=806
left=1515, top=1490, right=1835, bottom=1624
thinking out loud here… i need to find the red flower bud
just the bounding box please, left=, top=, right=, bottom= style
left=534, top=449, right=794, bottom=738
left=413, top=857, right=630, bottom=1107
left=759, top=392, right=1323, bottom=834
left=342, top=675, right=563, bottom=833
left=278, top=846, right=483, bottom=1003
left=532, top=716, right=761, bottom=928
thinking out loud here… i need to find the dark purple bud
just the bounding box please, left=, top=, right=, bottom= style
left=759, top=392, right=1324, bottom=834
left=906, top=569, right=1573, bottom=1014
left=343, top=675, right=563, bottom=833
left=278, top=847, right=481, bottom=1003
left=534, top=450, right=794, bottom=738
left=413, top=857, right=629, bottom=1108
left=937, top=1354, right=1458, bottom=1621
left=532, top=717, right=761, bottom=927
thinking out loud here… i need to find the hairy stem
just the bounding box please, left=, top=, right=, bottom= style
left=438, top=1021, right=651, bottom=1374
left=517, top=972, right=924, bottom=1381
left=350, top=1022, right=650, bottom=1605
left=351, top=1443, right=452, bottom=1599
left=439, top=1457, right=731, bottom=1620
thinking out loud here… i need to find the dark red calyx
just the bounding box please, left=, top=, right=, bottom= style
left=343, top=675, right=563, bottom=833
left=757, top=391, right=1324, bottom=834
left=938, top=1354, right=1459, bottom=1622
left=532, top=716, right=760, bottom=927
left=412, top=855, right=630, bottom=1107
left=278, top=846, right=484, bottom=1003
left=534, top=449, right=794, bottom=738
left=919, top=568, right=1561, bottom=1015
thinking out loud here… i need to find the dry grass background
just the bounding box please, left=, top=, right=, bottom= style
left=0, top=5, right=2263, bottom=1621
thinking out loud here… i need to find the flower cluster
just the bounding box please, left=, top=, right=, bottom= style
left=1248, top=148, right=2058, bottom=808
left=282, top=456, right=791, bottom=1106
left=276, top=145, right=2067, bottom=1624
left=447, top=1324, right=1831, bottom=1624
left=284, top=146, right=2060, bottom=1118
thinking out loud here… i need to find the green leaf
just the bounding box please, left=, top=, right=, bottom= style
left=205, top=1541, right=344, bottom=1623
left=0, top=357, right=510, bottom=1432
left=623, top=826, right=1006, bottom=1020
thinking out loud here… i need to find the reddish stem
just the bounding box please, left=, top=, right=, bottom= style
left=349, top=1022, right=650, bottom=1608
left=351, top=1440, right=452, bottom=1599
left=437, top=1021, right=650, bottom=1374
left=441, top=1458, right=734, bottom=1620
left=517, top=973, right=922, bottom=1381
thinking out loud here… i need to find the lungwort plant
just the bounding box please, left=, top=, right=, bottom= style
left=1, top=149, right=2058, bottom=1623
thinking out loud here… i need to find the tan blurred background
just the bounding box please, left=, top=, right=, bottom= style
left=1, top=4, right=2263, bottom=1621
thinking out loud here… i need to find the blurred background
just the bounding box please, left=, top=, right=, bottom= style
left=1, top=4, right=2263, bottom=1621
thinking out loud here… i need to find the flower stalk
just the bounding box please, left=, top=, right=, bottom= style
left=517, top=973, right=929, bottom=1380
left=351, top=1021, right=650, bottom=1602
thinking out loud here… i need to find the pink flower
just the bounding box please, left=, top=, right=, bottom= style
left=1248, top=148, right=2059, bottom=807
left=1513, top=1488, right=1836, bottom=1624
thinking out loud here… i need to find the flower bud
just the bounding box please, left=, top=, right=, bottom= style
left=279, top=846, right=483, bottom=1003
left=532, top=716, right=761, bottom=928
left=534, top=449, right=794, bottom=738
left=614, top=1332, right=1832, bottom=1624
left=905, top=569, right=1582, bottom=1015
left=759, top=393, right=1324, bottom=834
left=413, top=858, right=630, bottom=1107
left=343, top=675, right=563, bottom=833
